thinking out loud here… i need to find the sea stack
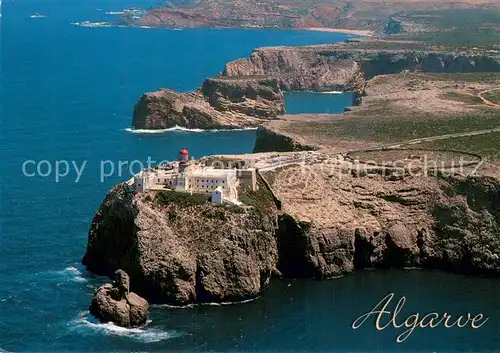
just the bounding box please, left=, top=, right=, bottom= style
left=89, top=269, right=149, bottom=328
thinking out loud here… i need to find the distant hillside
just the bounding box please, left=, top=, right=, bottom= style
left=119, top=0, right=500, bottom=40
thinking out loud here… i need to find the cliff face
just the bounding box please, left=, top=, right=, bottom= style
left=201, top=77, right=284, bottom=118
left=223, top=47, right=500, bottom=92
left=267, top=161, right=500, bottom=279
left=132, top=41, right=500, bottom=130
left=83, top=185, right=278, bottom=305
left=118, top=0, right=500, bottom=32
left=84, top=160, right=500, bottom=305
left=223, top=48, right=364, bottom=92
left=132, top=77, right=284, bottom=130
left=253, top=126, right=316, bottom=153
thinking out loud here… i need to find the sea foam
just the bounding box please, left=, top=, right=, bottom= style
left=71, top=312, right=183, bottom=343
left=124, top=126, right=257, bottom=134
left=39, top=265, right=89, bottom=283
left=156, top=296, right=258, bottom=309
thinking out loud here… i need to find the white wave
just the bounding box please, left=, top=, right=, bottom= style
left=105, top=11, right=125, bottom=15
left=40, top=265, right=88, bottom=283
left=64, top=265, right=88, bottom=282
left=29, top=14, right=46, bottom=18
left=64, top=266, right=81, bottom=275
left=156, top=297, right=258, bottom=309
left=72, top=21, right=113, bottom=28
left=124, top=126, right=258, bottom=134
left=71, top=312, right=183, bottom=343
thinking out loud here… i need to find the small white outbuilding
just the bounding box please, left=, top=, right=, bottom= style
left=211, top=186, right=224, bottom=204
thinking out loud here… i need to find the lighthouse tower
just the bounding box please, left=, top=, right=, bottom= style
left=178, top=147, right=190, bottom=173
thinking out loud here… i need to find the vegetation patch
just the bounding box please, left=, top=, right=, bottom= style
left=442, top=92, right=483, bottom=105
left=156, top=190, right=207, bottom=207
left=239, top=179, right=277, bottom=213
left=483, top=91, right=500, bottom=105
left=402, top=9, right=500, bottom=47
left=422, top=73, right=500, bottom=83
left=201, top=208, right=227, bottom=221
left=418, top=132, right=500, bottom=162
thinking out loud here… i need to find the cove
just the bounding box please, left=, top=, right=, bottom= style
left=284, top=91, right=356, bottom=114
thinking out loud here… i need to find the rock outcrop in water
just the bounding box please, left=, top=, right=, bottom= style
left=83, top=184, right=278, bottom=305
left=132, top=77, right=284, bottom=130
left=89, top=269, right=149, bottom=327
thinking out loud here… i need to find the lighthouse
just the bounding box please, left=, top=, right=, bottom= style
left=178, top=147, right=190, bottom=173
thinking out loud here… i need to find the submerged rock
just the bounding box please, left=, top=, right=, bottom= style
left=89, top=269, right=149, bottom=328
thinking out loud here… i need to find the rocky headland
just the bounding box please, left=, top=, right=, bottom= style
left=90, top=23, right=500, bottom=308
left=118, top=0, right=500, bottom=34
left=132, top=40, right=500, bottom=131
left=132, top=77, right=284, bottom=129
left=83, top=183, right=278, bottom=305
left=83, top=151, right=500, bottom=305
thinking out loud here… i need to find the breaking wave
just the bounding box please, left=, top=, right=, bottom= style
left=70, top=312, right=183, bottom=343
left=156, top=297, right=258, bottom=309
left=43, top=264, right=89, bottom=283
left=72, top=21, right=126, bottom=28
left=124, top=126, right=258, bottom=134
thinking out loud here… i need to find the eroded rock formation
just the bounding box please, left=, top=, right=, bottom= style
left=84, top=152, right=500, bottom=305
left=132, top=41, right=500, bottom=131
left=89, top=269, right=149, bottom=327
left=83, top=185, right=278, bottom=305
left=268, top=161, right=500, bottom=279
left=223, top=46, right=500, bottom=92
left=132, top=77, right=284, bottom=130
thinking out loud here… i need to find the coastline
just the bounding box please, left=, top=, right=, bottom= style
left=304, top=27, right=375, bottom=37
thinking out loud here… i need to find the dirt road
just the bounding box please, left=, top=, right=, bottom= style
left=478, top=88, right=500, bottom=108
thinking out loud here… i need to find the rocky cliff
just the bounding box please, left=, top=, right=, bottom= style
left=253, top=126, right=316, bottom=153
left=132, top=77, right=284, bottom=130
left=132, top=41, right=500, bottom=130
left=84, top=154, right=500, bottom=305
left=83, top=184, right=278, bottom=305
left=267, top=161, right=500, bottom=279
left=223, top=46, right=500, bottom=92
left=118, top=0, right=500, bottom=33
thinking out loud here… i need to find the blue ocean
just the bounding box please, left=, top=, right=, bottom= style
left=2, top=0, right=500, bottom=351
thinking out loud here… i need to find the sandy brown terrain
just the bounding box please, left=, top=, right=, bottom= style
left=121, top=0, right=500, bottom=34
left=259, top=72, right=500, bottom=153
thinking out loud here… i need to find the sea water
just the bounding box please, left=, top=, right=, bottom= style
left=284, top=91, right=356, bottom=114
left=2, top=0, right=500, bottom=351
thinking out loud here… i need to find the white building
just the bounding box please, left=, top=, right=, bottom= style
left=211, top=186, right=224, bottom=204
left=133, top=170, right=156, bottom=193
left=131, top=148, right=255, bottom=203
left=190, top=169, right=237, bottom=195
